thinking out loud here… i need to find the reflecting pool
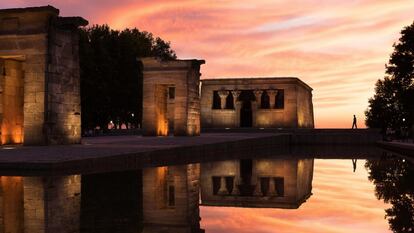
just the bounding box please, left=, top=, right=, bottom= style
left=0, top=153, right=413, bottom=233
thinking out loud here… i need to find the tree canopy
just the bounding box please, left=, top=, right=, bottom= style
left=79, top=25, right=176, bottom=131
left=365, top=21, right=414, bottom=133
left=365, top=156, right=414, bottom=233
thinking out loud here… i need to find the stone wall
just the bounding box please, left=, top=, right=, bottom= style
left=211, top=109, right=237, bottom=127
left=0, top=175, right=81, bottom=233
left=0, top=6, right=87, bottom=145
left=141, top=58, right=205, bottom=136
left=23, top=175, right=81, bottom=233
left=296, top=84, right=314, bottom=128
left=142, top=164, right=202, bottom=233
left=296, top=159, right=314, bottom=200
left=0, top=177, right=24, bottom=233
left=200, top=78, right=314, bottom=129
left=45, top=21, right=82, bottom=144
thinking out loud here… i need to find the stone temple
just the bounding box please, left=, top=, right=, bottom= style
left=141, top=65, right=314, bottom=136
left=0, top=6, right=86, bottom=145
left=200, top=78, right=314, bottom=128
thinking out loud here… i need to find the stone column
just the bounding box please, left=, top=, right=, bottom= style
left=251, top=100, right=258, bottom=127
left=218, top=90, right=229, bottom=109
left=217, top=176, right=228, bottom=195
left=267, top=90, right=278, bottom=109
left=267, top=177, right=277, bottom=196
left=254, top=177, right=263, bottom=196
left=231, top=176, right=240, bottom=195
left=253, top=90, right=263, bottom=108
left=23, top=175, right=81, bottom=233
left=231, top=90, right=241, bottom=106
left=232, top=90, right=241, bottom=127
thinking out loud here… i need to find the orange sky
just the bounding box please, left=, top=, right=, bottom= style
left=2, top=0, right=414, bottom=128
left=201, top=159, right=391, bottom=233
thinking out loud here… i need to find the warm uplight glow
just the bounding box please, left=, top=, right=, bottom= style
left=1, top=1, right=413, bottom=128
left=0, top=127, right=24, bottom=145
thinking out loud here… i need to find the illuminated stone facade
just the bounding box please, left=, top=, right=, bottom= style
left=141, top=57, right=205, bottom=136
left=0, top=6, right=87, bottom=145
left=0, top=175, right=81, bottom=233
left=200, top=159, right=314, bottom=209
left=201, top=78, right=314, bottom=128
left=142, top=164, right=203, bottom=233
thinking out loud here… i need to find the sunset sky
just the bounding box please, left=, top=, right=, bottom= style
left=2, top=0, right=414, bottom=128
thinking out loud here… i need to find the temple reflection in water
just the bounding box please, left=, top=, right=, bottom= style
left=0, top=159, right=314, bottom=233
left=200, top=159, right=314, bottom=209
left=142, top=164, right=203, bottom=233
left=140, top=158, right=314, bottom=233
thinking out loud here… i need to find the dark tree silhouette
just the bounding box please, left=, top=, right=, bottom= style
left=365, top=21, right=414, bottom=133
left=79, top=25, right=176, bottom=132
left=365, top=156, right=414, bottom=232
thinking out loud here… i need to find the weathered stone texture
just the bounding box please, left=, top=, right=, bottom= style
left=141, top=58, right=205, bottom=136
left=0, top=175, right=81, bottom=233
left=201, top=78, right=314, bottom=129
left=0, top=177, right=24, bottom=233
left=142, top=164, right=202, bottom=233
left=23, top=175, right=81, bottom=233
left=0, top=6, right=87, bottom=145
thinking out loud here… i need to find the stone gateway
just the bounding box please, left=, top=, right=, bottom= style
left=140, top=57, right=205, bottom=136
left=0, top=6, right=87, bottom=145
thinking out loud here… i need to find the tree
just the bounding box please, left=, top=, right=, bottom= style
left=365, top=156, right=414, bottom=233
left=79, top=25, right=176, bottom=132
left=365, top=21, right=414, bottom=133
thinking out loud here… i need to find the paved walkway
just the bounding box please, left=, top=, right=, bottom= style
left=376, top=141, right=414, bottom=157
left=0, top=133, right=273, bottom=163
left=0, top=133, right=282, bottom=176
left=0, top=130, right=385, bottom=176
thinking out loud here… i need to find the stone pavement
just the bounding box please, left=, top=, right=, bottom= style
left=0, top=133, right=285, bottom=176
left=0, top=130, right=384, bottom=176
left=376, top=141, right=414, bottom=157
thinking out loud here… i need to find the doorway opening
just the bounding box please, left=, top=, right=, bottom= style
left=239, top=159, right=254, bottom=196
left=239, top=90, right=254, bottom=127
left=0, top=59, right=24, bottom=145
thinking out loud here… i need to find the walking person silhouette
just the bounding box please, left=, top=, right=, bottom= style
left=352, top=115, right=357, bottom=129
left=352, top=159, right=357, bottom=172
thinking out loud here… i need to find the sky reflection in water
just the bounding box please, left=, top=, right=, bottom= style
left=201, top=159, right=392, bottom=233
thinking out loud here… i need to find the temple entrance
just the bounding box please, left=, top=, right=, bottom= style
left=0, top=59, right=24, bottom=145
left=240, top=101, right=252, bottom=127
left=239, top=90, right=254, bottom=127
left=239, top=159, right=254, bottom=196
